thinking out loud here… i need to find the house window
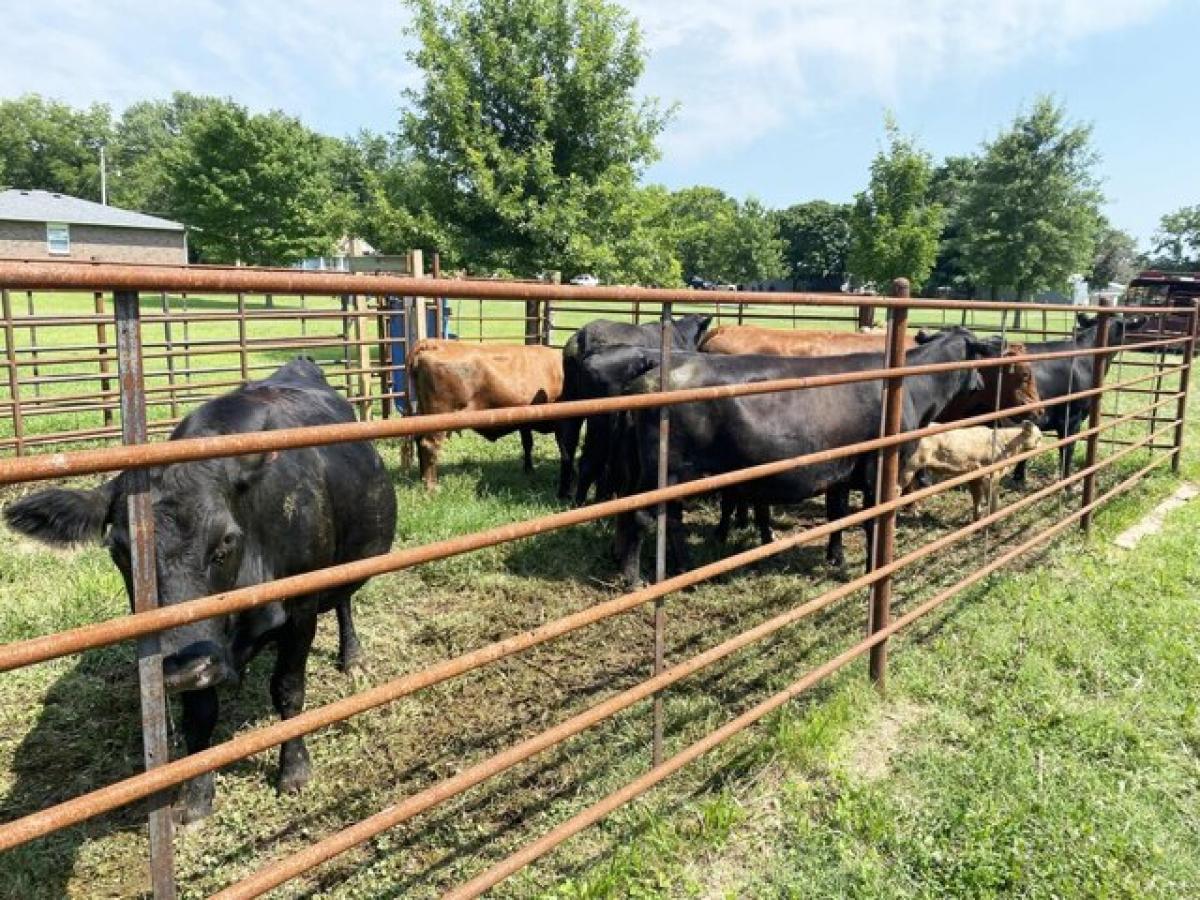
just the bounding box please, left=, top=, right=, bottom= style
left=46, top=222, right=70, bottom=255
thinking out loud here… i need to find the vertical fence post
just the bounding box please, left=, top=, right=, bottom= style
left=160, top=293, right=179, bottom=419
left=1080, top=310, right=1113, bottom=531
left=180, top=293, right=191, bottom=389
left=236, top=292, right=249, bottom=383
left=432, top=252, right=444, bottom=340
left=868, top=279, right=910, bottom=690
left=114, top=289, right=177, bottom=900
left=95, top=292, right=114, bottom=427
left=376, top=297, right=393, bottom=420
left=26, top=291, right=40, bottom=398
left=858, top=301, right=877, bottom=331
left=1171, top=305, right=1199, bottom=474
left=652, top=301, right=672, bottom=766
left=1, top=290, right=25, bottom=456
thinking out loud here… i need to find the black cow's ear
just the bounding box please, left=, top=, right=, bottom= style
left=697, top=315, right=713, bottom=333
left=3, top=479, right=119, bottom=547
left=233, top=451, right=278, bottom=491
left=914, top=329, right=934, bottom=344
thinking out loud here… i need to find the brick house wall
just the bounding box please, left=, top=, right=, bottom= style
left=0, top=220, right=186, bottom=264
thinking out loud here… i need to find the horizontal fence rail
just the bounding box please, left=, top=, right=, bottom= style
left=0, top=261, right=1194, bottom=899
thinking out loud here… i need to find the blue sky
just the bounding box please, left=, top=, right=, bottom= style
left=2, top=0, right=1195, bottom=246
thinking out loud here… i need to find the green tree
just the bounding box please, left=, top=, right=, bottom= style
left=402, top=0, right=670, bottom=281
left=848, top=120, right=943, bottom=292
left=0, top=95, right=112, bottom=199
left=925, top=154, right=979, bottom=296
left=109, top=92, right=221, bottom=214
left=957, top=97, right=1102, bottom=323
left=166, top=102, right=341, bottom=265
left=774, top=200, right=852, bottom=291
left=1148, top=204, right=1200, bottom=269
left=1088, top=221, right=1139, bottom=286
left=667, top=187, right=784, bottom=285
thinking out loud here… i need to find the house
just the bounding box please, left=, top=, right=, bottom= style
left=0, top=189, right=187, bottom=264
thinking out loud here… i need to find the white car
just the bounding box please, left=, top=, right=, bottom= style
left=570, top=273, right=600, bottom=287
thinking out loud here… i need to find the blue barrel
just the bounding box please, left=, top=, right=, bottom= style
left=387, top=297, right=453, bottom=402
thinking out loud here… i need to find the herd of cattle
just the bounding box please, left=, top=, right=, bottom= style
left=0, top=311, right=1134, bottom=821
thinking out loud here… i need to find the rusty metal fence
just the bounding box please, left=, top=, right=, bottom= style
left=0, top=261, right=1194, bottom=898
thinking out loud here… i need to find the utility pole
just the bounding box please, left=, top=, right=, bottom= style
left=99, top=145, right=108, bottom=205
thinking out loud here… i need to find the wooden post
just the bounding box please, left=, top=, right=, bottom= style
left=115, top=290, right=177, bottom=900
left=868, top=278, right=910, bottom=690
left=160, top=293, right=179, bottom=418
left=2, top=290, right=25, bottom=455
left=1080, top=311, right=1112, bottom=531
left=352, top=294, right=373, bottom=420
left=95, top=292, right=114, bottom=426
left=236, top=293, right=249, bottom=382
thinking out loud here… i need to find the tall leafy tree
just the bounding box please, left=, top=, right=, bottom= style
left=957, top=97, right=1102, bottom=322
left=667, top=187, right=784, bottom=284
left=109, top=92, right=221, bottom=214
left=166, top=102, right=341, bottom=265
left=1148, top=204, right=1200, bottom=270
left=848, top=120, right=944, bottom=291
left=0, top=95, right=112, bottom=199
left=774, top=200, right=852, bottom=291
left=924, top=154, right=979, bottom=296
left=1088, top=221, right=1139, bottom=286
left=402, top=0, right=671, bottom=281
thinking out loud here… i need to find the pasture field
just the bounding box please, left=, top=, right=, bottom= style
left=0, top=291, right=1186, bottom=898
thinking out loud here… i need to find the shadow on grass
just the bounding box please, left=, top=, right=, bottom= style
left=0, top=650, right=146, bottom=899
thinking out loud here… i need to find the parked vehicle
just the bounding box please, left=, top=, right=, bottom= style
left=570, top=273, right=600, bottom=287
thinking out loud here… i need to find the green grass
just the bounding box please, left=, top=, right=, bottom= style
left=0, top=290, right=1186, bottom=898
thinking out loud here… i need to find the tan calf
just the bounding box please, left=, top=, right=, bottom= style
left=899, top=421, right=1043, bottom=521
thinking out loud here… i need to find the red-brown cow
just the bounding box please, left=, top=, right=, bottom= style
left=407, top=340, right=564, bottom=489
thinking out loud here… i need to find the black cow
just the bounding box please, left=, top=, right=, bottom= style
left=557, top=315, right=712, bottom=503
left=611, top=328, right=994, bottom=585
left=1010, top=314, right=1139, bottom=485
left=3, top=358, right=398, bottom=823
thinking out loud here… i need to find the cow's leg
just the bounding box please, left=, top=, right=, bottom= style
left=754, top=502, right=774, bottom=545
left=176, top=687, right=219, bottom=824
left=555, top=418, right=582, bottom=499
left=825, top=486, right=850, bottom=569
left=968, top=479, right=984, bottom=522
left=716, top=493, right=735, bottom=543
left=575, top=415, right=608, bottom=505
left=520, top=427, right=535, bottom=474
left=1009, top=458, right=1028, bottom=488
left=614, top=510, right=644, bottom=587
left=735, top=501, right=750, bottom=531
left=418, top=431, right=443, bottom=491
left=335, top=596, right=362, bottom=673
left=271, top=612, right=318, bottom=794
left=666, top=501, right=691, bottom=575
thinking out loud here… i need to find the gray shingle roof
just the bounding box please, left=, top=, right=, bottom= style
left=0, top=189, right=184, bottom=231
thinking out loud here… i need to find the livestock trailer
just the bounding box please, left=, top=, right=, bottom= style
left=1122, top=270, right=1200, bottom=350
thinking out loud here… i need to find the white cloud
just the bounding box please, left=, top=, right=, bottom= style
left=626, top=0, right=1173, bottom=164
left=0, top=0, right=1174, bottom=159
left=0, top=0, right=415, bottom=132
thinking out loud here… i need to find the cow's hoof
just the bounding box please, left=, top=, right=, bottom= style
left=174, top=777, right=215, bottom=828
left=337, top=648, right=363, bottom=675
left=278, top=759, right=312, bottom=795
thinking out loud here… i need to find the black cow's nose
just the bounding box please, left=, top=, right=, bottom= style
left=162, top=641, right=235, bottom=694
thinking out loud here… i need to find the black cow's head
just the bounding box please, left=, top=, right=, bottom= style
left=672, top=314, right=713, bottom=349
left=4, top=453, right=273, bottom=693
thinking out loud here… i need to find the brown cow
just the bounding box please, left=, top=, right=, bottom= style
left=407, top=340, right=564, bottom=490
left=938, top=342, right=1040, bottom=423
left=700, top=324, right=917, bottom=357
